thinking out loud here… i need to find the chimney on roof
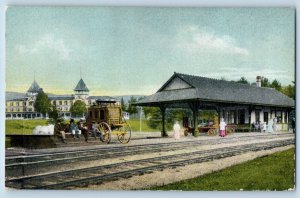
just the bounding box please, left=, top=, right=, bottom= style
left=256, top=76, right=262, bottom=87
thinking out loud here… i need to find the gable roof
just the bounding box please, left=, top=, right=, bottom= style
left=137, top=72, right=294, bottom=108
left=27, top=80, right=41, bottom=93
left=74, top=78, right=89, bottom=92
left=157, top=73, right=194, bottom=91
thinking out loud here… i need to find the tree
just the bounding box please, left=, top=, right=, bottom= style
left=281, top=84, right=295, bottom=99
left=121, top=97, right=126, bottom=111
left=270, top=79, right=282, bottom=91
left=127, top=96, right=138, bottom=114
left=70, top=100, right=87, bottom=117
left=236, top=77, right=250, bottom=85
left=34, top=89, right=51, bottom=117
left=261, top=77, right=270, bottom=87
left=143, top=106, right=158, bottom=119
left=49, top=107, right=59, bottom=120
left=147, top=107, right=162, bottom=129
left=48, top=106, right=60, bottom=124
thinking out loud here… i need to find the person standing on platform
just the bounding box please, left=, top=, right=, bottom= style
left=292, top=117, right=295, bottom=133
left=267, top=118, right=273, bottom=133
left=173, top=121, right=181, bottom=140
left=219, top=118, right=226, bottom=137
left=273, top=117, right=277, bottom=132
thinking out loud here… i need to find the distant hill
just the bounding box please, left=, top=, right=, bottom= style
left=114, top=95, right=146, bottom=104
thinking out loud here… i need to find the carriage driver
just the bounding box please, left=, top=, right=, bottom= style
left=92, top=121, right=104, bottom=142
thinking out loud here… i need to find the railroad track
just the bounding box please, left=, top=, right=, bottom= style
left=5, top=133, right=294, bottom=178
left=5, top=138, right=294, bottom=189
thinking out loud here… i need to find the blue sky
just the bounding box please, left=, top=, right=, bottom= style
left=6, top=7, right=295, bottom=96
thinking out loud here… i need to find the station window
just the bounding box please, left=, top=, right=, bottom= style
left=59, top=101, right=62, bottom=105
left=100, top=110, right=105, bottom=120
left=64, top=101, right=68, bottom=105
left=29, top=101, right=33, bottom=106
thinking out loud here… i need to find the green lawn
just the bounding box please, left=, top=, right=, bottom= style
left=127, top=119, right=158, bottom=132
left=5, top=119, right=48, bottom=135
left=151, top=148, right=295, bottom=191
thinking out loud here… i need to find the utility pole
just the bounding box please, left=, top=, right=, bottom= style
left=139, top=106, right=142, bottom=132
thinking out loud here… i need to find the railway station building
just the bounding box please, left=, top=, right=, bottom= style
left=136, top=72, right=295, bottom=136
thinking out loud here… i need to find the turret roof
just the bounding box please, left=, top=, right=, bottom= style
left=74, top=78, right=89, bottom=92
left=27, top=80, right=41, bottom=93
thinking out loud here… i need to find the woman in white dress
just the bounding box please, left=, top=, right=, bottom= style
left=173, top=121, right=181, bottom=140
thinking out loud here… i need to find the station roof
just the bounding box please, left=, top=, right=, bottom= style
left=136, top=72, right=295, bottom=108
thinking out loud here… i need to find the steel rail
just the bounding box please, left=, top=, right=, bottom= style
left=5, top=138, right=294, bottom=189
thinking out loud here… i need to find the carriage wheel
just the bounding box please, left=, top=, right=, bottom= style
left=98, top=122, right=111, bottom=144
left=117, top=123, right=132, bottom=144
left=184, top=129, right=189, bottom=136
left=226, top=127, right=234, bottom=135
left=208, top=128, right=216, bottom=136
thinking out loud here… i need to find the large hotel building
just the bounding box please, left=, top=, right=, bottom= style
left=5, top=78, right=116, bottom=119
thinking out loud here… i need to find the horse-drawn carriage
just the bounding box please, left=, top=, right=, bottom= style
left=86, top=98, right=132, bottom=144
left=183, top=117, right=236, bottom=136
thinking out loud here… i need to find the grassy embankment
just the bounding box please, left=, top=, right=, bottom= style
left=151, top=148, right=295, bottom=191
left=5, top=119, right=49, bottom=135
left=127, top=119, right=158, bottom=132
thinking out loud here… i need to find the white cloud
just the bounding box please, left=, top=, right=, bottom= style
left=178, top=25, right=249, bottom=56
left=15, top=34, right=71, bottom=60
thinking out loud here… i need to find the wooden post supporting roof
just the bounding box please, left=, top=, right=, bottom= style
left=248, top=105, right=254, bottom=129
left=159, top=104, right=168, bottom=137
left=189, top=101, right=199, bottom=137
